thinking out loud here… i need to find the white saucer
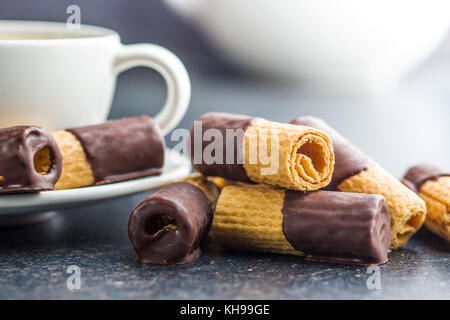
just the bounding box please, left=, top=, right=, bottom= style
left=0, top=149, right=191, bottom=226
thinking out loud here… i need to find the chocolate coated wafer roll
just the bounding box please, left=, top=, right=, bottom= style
left=290, top=116, right=426, bottom=249
left=128, top=175, right=220, bottom=264
left=189, top=112, right=334, bottom=191
left=52, top=115, right=165, bottom=190
left=212, top=184, right=391, bottom=265
left=0, top=126, right=62, bottom=194
left=403, top=165, right=450, bottom=242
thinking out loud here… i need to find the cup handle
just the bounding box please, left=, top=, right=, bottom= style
left=113, top=44, right=191, bottom=136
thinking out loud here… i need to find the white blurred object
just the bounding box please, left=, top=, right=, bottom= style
left=165, top=0, right=450, bottom=96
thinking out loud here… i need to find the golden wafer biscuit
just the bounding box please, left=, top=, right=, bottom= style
left=190, top=112, right=334, bottom=192
left=339, top=165, right=426, bottom=248
left=403, top=165, right=450, bottom=242
left=213, top=184, right=391, bottom=265
left=213, top=184, right=299, bottom=255
left=49, top=116, right=164, bottom=190
left=243, top=120, right=334, bottom=190
left=52, top=130, right=95, bottom=190
left=291, top=116, right=426, bottom=249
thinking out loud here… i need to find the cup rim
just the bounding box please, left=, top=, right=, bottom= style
left=0, top=20, right=119, bottom=44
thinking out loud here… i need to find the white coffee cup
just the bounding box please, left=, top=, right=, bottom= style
left=0, top=20, right=191, bottom=135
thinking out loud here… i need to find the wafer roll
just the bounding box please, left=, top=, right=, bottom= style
left=0, top=126, right=62, bottom=194
left=213, top=184, right=391, bottom=265
left=290, top=116, right=426, bottom=249
left=128, top=175, right=220, bottom=264
left=174, top=173, right=221, bottom=207
left=403, top=165, right=450, bottom=242
left=189, top=112, right=334, bottom=191
left=50, top=115, right=165, bottom=190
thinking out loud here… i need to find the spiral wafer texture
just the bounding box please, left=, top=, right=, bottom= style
left=243, top=120, right=334, bottom=191
left=190, top=112, right=335, bottom=191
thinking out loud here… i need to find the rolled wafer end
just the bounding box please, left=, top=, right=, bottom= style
left=128, top=179, right=219, bottom=265
left=403, top=165, right=450, bottom=242
left=189, top=112, right=334, bottom=190
left=340, top=165, right=426, bottom=249
left=243, top=121, right=335, bottom=191
left=290, top=116, right=374, bottom=190
left=0, top=126, right=62, bottom=193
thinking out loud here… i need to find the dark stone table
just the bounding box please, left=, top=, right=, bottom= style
left=0, top=59, right=449, bottom=300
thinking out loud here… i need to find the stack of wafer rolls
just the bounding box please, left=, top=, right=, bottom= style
left=212, top=184, right=391, bottom=265
left=189, top=112, right=335, bottom=191
left=128, top=174, right=220, bottom=264
left=0, top=126, right=62, bottom=194
left=50, top=115, right=165, bottom=190
left=290, top=116, right=426, bottom=249
left=403, top=165, right=450, bottom=242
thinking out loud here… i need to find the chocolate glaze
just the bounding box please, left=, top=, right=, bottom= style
left=0, top=126, right=62, bottom=194
left=68, top=115, right=164, bottom=185
left=282, top=190, right=391, bottom=265
left=189, top=112, right=261, bottom=182
left=402, top=164, right=449, bottom=193
left=128, top=182, right=213, bottom=265
left=291, top=116, right=374, bottom=190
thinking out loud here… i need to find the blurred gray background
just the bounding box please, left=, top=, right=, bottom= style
left=2, top=1, right=449, bottom=76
